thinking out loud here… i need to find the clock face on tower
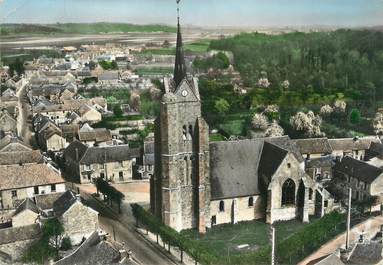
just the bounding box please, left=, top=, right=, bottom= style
left=181, top=90, right=188, bottom=97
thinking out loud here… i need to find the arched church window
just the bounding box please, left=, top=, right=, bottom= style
left=182, top=125, right=187, bottom=140
left=281, top=179, right=295, bottom=206
left=248, top=197, right=254, bottom=207
left=188, top=125, right=193, bottom=140
left=309, top=188, right=313, bottom=200
left=219, top=201, right=225, bottom=212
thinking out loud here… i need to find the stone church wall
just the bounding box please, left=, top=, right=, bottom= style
left=210, top=195, right=263, bottom=226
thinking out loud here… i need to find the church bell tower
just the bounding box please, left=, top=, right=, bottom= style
left=150, top=1, right=210, bottom=234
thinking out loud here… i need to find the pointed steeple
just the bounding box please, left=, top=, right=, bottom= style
left=173, top=2, right=186, bottom=88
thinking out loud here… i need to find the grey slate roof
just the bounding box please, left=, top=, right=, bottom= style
left=210, top=139, right=264, bottom=200
left=209, top=136, right=303, bottom=200
left=55, top=231, right=133, bottom=265
left=333, top=156, right=383, bottom=184
left=64, top=141, right=140, bottom=165
left=365, top=142, right=383, bottom=160
left=258, top=141, right=288, bottom=183
left=14, top=198, right=39, bottom=216
left=265, top=136, right=304, bottom=163
left=329, top=137, right=380, bottom=152
left=347, top=242, right=383, bottom=264
left=53, top=190, right=78, bottom=216
left=306, top=156, right=334, bottom=168
left=0, top=224, right=41, bottom=245
left=293, top=138, right=332, bottom=155
left=35, top=192, right=65, bottom=211
left=308, top=253, right=345, bottom=265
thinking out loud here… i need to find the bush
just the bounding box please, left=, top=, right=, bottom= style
left=60, top=237, right=72, bottom=251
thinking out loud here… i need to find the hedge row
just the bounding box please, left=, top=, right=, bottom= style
left=131, top=204, right=218, bottom=264
left=131, top=204, right=346, bottom=265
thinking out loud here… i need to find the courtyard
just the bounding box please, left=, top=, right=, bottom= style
left=181, top=219, right=311, bottom=257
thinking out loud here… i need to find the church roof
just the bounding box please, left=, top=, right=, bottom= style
left=210, top=139, right=264, bottom=200
left=173, top=19, right=186, bottom=87
left=209, top=136, right=303, bottom=200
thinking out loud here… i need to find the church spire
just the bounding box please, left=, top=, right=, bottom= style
left=173, top=0, right=186, bottom=88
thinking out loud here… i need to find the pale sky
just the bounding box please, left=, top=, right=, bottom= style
left=0, top=0, right=382, bottom=27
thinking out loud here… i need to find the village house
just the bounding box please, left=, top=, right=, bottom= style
left=141, top=140, right=154, bottom=179
left=63, top=141, right=139, bottom=184
left=54, top=231, right=132, bottom=265
left=333, top=156, right=383, bottom=204
left=33, top=115, right=67, bottom=151
left=11, top=198, right=40, bottom=228
left=0, top=224, right=41, bottom=262
left=0, top=110, right=17, bottom=135
left=53, top=190, right=99, bottom=245
left=0, top=135, right=32, bottom=152
left=329, top=137, right=380, bottom=160
left=0, top=163, right=66, bottom=210
left=77, top=123, right=112, bottom=146
left=293, top=138, right=333, bottom=160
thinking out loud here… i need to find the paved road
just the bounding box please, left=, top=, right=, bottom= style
left=16, top=80, right=33, bottom=145
left=80, top=191, right=175, bottom=265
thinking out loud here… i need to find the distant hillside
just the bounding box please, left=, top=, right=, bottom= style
left=0, top=23, right=176, bottom=36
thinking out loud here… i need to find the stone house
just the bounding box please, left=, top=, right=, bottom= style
left=11, top=198, right=39, bottom=227
left=0, top=135, right=32, bottom=152
left=54, top=231, right=130, bottom=265
left=53, top=190, right=99, bottom=245
left=333, top=156, right=383, bottom=202
left=329, top=137, right=380, bottom=161
left=77, top=124, right=112, bottom=147
left=77, top=105, right=102, bottom=124
left=293, top=138, right=332, bottom=160
left=34, top=115, right=67, bottom=151
left=305, top=156, right=334, bottom=181
left=34, top=192, right=65, bottom=217
left=0, top=164, right=66, bottom=210
left=0, top=110, right=17, bottom=134
left=63, top=141, right=139, bottom=184
left=0, top=224, right=41, bottom=262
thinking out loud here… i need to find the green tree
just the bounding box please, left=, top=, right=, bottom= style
left=113, top=105, right=123, bottom=117
left=349, top=108, right=361, bottom=124
left=214, top=98, right=230, bottom=115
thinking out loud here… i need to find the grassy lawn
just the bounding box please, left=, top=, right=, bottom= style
left=209, top=133, right=226, bottom=142
left=135, top=67, right=174, bottom=76
left=181, top=219, right=308, bottom=257
left=219, top=119, right=246, bottom=136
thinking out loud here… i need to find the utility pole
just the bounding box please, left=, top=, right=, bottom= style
left=346, top=187, right=352, bottom=249
left=271, top=225, right=276, bottom=265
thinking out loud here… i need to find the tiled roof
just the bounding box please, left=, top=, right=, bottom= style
left=78, top=129, right=112, bottom=143
left=14, top=198, right=39, bottom=216
left=329, top=137, right=380, bottom=152
left=0, top=164, right=65, bottom=191
left=0, top=224, right=41, bottom=245
left=0, top=150, right=44, bottom=165
left=293, top=138, right=332, bottom=154
left=35, top=192, right=65, bottom=210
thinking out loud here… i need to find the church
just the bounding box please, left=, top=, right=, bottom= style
left=150, top=11, right=333, bottom=234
